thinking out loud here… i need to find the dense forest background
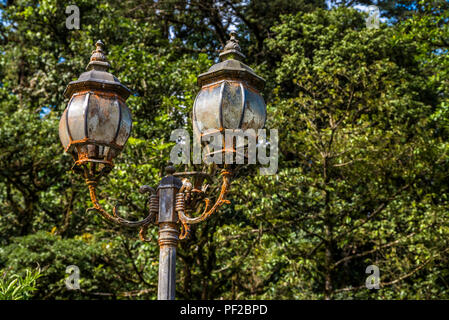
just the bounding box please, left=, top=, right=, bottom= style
left=0, top=0, right=449, bottom=299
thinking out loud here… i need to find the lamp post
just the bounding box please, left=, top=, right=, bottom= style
left=59, top=33, right=266, bottom=300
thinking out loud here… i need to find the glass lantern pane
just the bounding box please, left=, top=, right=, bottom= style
left=221, top=81, right=243, bottom=129
left=193, top=83, right=222, bottom=133
left=241, top=87, right=266, bottom=130
left=59, top=108, right=70, bottom=149
left=67, top=94, right=88, bottom=141
left=87, top=94, right=120, bottom=143
left=115, top=100, right=132, bottom=147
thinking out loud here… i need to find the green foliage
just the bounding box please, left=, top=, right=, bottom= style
left=257, top=6, right=449, bottom=299
left=0, top=231, right=160, bottom=299
left=0, top=268, right=41, bottom=300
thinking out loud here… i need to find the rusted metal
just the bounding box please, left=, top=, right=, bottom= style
left=197, top=32, right=265, bottom=91
left=139, top=192, right=159, bottom=242
left=70, top=89, right=128, bottom=101
left=82, top=160, right=232, bottom=299
left=193, top=33, right=266, bottom=161
left=64, top=40, right=131, bottom=99
left=193, top=80, right=266, bottom=134
left=86, top=177, right=157, bottom=228
left=59, top=40, right=132, bottom=179
left=157, top=227, right=177, bottom=300
left=176, top=168, right=232, bottom=240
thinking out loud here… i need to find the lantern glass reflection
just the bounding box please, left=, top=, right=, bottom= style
left=59, top=92, right=132, bottom=161
left=193, top=80, right=266, bottom=133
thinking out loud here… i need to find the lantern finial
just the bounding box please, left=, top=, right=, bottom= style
left=219, top=31, right=246, bottom=61
left=87, top=39, right=111, bottom=71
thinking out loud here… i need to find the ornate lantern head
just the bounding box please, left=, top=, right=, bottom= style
left=193, top=32, right=266, bottom=163
left=59, top=40, right=132, bottom=180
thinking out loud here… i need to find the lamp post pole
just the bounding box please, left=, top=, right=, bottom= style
left=156, top=166, right=182, bottom=300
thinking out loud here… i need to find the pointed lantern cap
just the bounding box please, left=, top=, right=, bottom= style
left=63, top=40, right=131, bottom=99
left=197, top=32, right=265, bottom=91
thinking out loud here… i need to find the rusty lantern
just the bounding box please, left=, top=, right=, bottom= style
left=59, top=40, right=132, bottom=180
left=193, top=31, right=266, bottom=159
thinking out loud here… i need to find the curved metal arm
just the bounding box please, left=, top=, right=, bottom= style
left=176, top=169, right=232, bottom=240
left=139, top=224, right=153, bottom=242
left=138, top=190, right=159, bottom=242
left=87, top=182, right=156, bottom=228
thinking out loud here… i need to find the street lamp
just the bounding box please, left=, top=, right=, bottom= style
left=59, top=33, right=266, bottom=300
